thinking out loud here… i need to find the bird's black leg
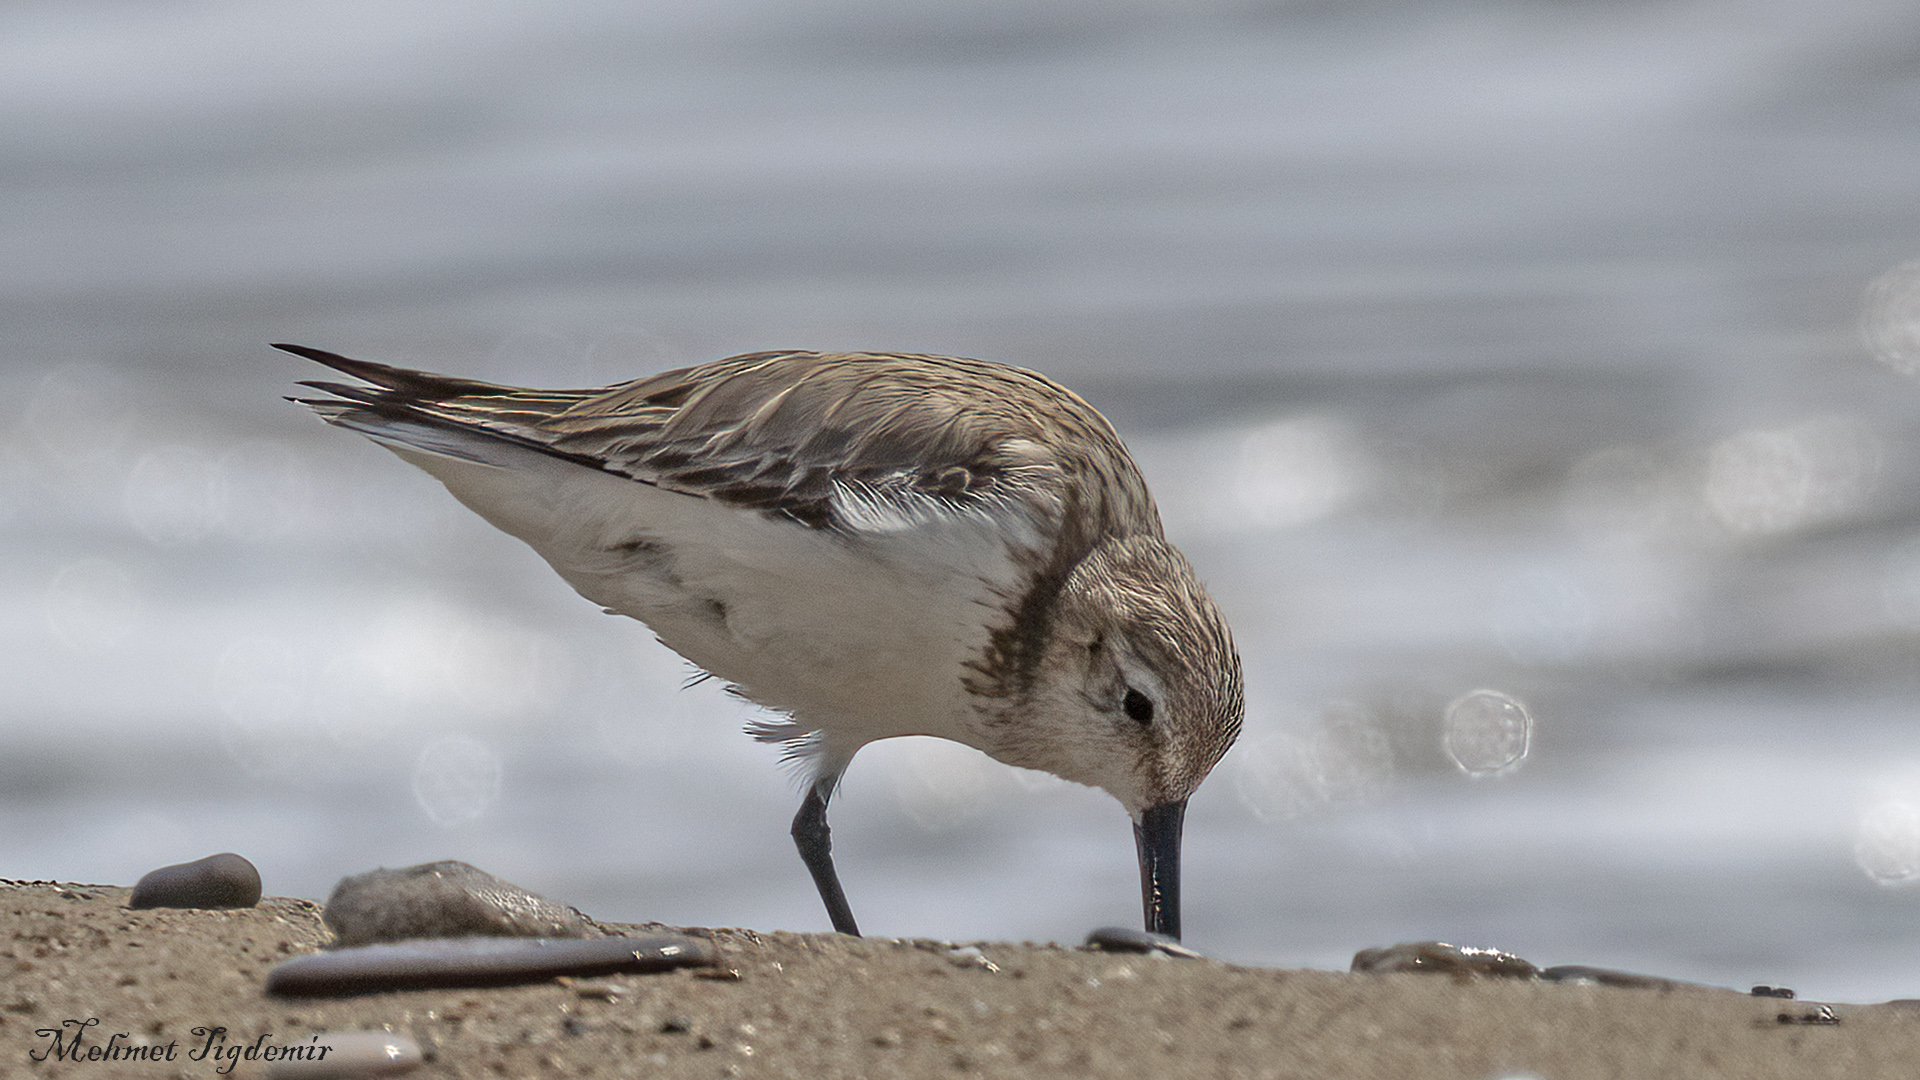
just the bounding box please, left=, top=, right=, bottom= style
left=791, top=782, right=861, bottom=936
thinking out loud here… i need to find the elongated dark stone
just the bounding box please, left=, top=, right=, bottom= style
left=266, top=934, right=714, bottom=996
left=128, top=853, right=262, bottom=910
left=1541, top=965, right=1715, bottom=992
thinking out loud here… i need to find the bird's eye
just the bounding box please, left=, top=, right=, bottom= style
left=1122, top=687, right=1154, bottom=724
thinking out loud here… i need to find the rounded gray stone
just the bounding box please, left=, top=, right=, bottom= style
left=322, top=861, right=588, bottom=947
left=128, top=853, right=262, bottom=910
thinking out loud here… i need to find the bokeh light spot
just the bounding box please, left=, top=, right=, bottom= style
left=214, top=441, right=316, bottom=540
left=1856, top=798, right=1920, bottom=885
left=1702, top=417, right=1879, bottom=537
left=43, top=557, right=141, bottom=650
left=1443, top=690, right=1532, bottom=778
left=1863, top=260, right=1920, bottom=375
left=20, top=364, right=134, bottom=468
left=412, top=736, right=504, bottom=826
left=1230, top=414, right=1372, bottom=529
left=124, top=444, right=220, bottom=546
left=1232, top=701, right=1392, bottom=822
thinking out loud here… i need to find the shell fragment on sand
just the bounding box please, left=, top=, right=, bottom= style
left=1084, top=925, right=1205, bottom=959
left=266, top=1030, right=424, bottom=1078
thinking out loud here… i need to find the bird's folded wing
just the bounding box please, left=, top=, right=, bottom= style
left=285, top=345, right=1157, bottom=540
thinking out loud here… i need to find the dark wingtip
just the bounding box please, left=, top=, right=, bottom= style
left=272, top=342, right=516, bottom=398
left=272, top=342, right=388, bottom=378
left=273, top=342, right=438, bottom=395
left=271, top=342, right=339, bottom=362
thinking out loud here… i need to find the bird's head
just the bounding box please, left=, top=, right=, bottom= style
left=984, top=532, right=1243, bottom=938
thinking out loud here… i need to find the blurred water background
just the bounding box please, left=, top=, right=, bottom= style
left=7, top=0, right=1920, bottom=1002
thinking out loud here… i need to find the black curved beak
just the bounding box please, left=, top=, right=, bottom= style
left=1133, top=798, right=1187, bottom=941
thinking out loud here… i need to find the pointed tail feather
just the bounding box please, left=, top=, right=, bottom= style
left=282, top=344, right=618, bottom=474
left=272, top=343, right=511, bottom=397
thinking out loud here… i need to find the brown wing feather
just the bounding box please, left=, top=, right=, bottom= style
left=558, top=352, right=1157, bottom=536
left=284, top=345, right=1159, bottom=540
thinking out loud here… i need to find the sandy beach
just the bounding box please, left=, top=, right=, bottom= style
left=6, top=880, right=1916, bottom=1079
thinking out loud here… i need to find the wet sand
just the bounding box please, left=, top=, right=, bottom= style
left=5, top=881, right=1915, bottom=1079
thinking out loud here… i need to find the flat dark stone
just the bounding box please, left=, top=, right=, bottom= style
left=266, top=934, right=714, bottom=997
left=1351, top=940, right=1539, bottom=979
left=1776, top=1004, right=1841, bottom=1025
left=128, top=853, right=261, bottom=910
left=1540, top=964, right=1715, bottom=992
left=323, top=861, right=589, bottom=946
left=1083, top=926, right=1204, bottom=959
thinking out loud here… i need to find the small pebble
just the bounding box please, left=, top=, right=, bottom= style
left=1540, top=965, right=1712, bottom=992
left=267, top=1030, right=423, bottom=1078
left=1776, top=1004, right=1840, bottom=1025
left=567, top=980, right=626, bottom=1001
left=1351, top=941, right=1539, bottom=979
left=947, top=946, right=1000, bottom=972
left=1084, top=926, right=1204, bottom=959
left=267, top=934, right=714, bottom=996
left=128, top=853, right=261, bottom=910
left=323, top=861, right=588, bottom=946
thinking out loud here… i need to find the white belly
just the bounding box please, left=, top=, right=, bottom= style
left=385, top=440, right=1034, bottom=766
